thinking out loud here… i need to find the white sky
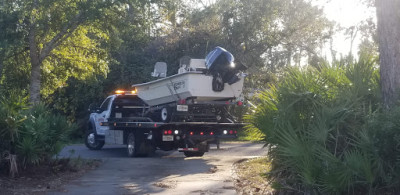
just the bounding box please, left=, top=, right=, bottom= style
left=313, top=0, right=376, bottom=59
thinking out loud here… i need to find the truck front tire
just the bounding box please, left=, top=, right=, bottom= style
left=85, top=128, right=105, bottom=150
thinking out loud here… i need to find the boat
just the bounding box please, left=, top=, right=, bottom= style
left=132, top=47, right=245, bottom=107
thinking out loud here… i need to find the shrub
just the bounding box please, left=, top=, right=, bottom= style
left=17, top=104, right=76, bottom=167
left=246, top=56, right=400, bottom=194
left=0, top=91, right=28, bottom=149
left=0, top=93, right=76, bottom=175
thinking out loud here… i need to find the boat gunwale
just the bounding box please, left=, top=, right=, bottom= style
left=131, top=71, right=205, bottom=87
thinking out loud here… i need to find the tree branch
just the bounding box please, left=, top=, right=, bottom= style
left=39, top=12, right=85, bottom=62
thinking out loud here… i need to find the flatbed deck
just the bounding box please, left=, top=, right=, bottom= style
left=105, top=117, right=246, bottom=129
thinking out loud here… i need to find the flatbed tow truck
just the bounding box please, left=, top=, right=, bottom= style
left=85, top=48, right=246, bottom=157
left=85, top=91, right=245, bottom=157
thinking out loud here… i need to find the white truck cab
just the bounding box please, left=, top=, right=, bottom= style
left=85, top=91, right=142, bottom=150
left=85, top=95, right=116, bottom=150
left=90, top=95, right=116, bottom=135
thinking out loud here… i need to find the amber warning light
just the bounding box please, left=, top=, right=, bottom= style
left=115, top=89, right=137, bottom=95
left=115, top=90, right=125, bottom=94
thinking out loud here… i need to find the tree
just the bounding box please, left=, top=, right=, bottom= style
left=0, top=0, right=111, bottom=101
left=153, top=0, right=333, bottom=72
left=0, top=0, right=25, bottom=90
left=20, top=0, right=117, bottom=103
left=45, top=0, right=164, bottom=125
left=376, top=0, right=400, bottom=108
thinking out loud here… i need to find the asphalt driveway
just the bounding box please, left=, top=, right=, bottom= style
left=50, top=142, right=267, bottom=195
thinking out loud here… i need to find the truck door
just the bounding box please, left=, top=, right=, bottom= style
left=94, top=96, right=114, bottom=136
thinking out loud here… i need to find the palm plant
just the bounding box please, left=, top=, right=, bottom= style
left=0, top=93, right=76, bottom=175
left=0, top=92, right=28, bottom=177
left=246, top=55, right=399, bottom=194
left=17, top=103, right=76, bottom=166
left=0, top=92, right=28, bottom=145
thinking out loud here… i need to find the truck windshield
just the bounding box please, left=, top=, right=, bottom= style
left=100, top=97, right=112, bottom=110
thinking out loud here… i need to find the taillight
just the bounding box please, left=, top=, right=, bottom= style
left=229, top=130, right=233, bottom=134
left=200, top=132, right=204, bottom=135
left=210, top=132, right=214, bottom=135
left=164, top=130, right=173, bottom=135
left=190, top=132, right=194, bottom=136
left=237, top=101, right=243, bottom=106
left=179, top=99, right=186, bottom=104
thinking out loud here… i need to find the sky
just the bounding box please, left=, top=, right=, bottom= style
left=313, top=0, right=376, bottom=59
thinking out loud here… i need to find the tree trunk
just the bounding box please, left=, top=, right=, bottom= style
left=28, top=11, right=41, bottom=104
left=29, top=55, right=41, bottom=104
left=376, top=0, right=400, bottom=108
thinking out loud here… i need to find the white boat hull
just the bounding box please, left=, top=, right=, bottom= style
left=133, top=72, right=244, bottom=106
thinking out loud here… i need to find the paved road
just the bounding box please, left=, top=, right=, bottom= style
left=50, top=142, right=267, bottom=195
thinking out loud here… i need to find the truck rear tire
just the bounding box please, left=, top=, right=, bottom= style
left=183, top=151, right=205, bottom=157
left=127, top=132, right=153, bottom=157
left=127, top=132, right=139, bottom=157
left=85, top=128, right=105, bottom=150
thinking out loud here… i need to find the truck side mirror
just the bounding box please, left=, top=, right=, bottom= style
left=95, top=108, right=104, bottom=113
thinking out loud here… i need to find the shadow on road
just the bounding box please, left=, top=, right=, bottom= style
left=52, top=144, right=242, bottom=195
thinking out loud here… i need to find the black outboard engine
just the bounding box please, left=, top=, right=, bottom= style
left=205, top=47, right=242, bottom=92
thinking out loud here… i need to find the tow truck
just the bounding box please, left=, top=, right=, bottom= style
left=86, top=48, right=246, bottom=157
left=85, top=90, right=244, bottom=157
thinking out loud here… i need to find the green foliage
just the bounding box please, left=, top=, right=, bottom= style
left=17, top=103, right=76, bottom=166
left=41, top=24, right=110, bottom=98
left=1, top=0, right=335, bottom=125
left=0, top=91, right=28, bottom=144
left=0, top=93, right=76, bottom=171
left=45, top=77, right=105, bottom=139
left=246, top=55, right=400, bottom=194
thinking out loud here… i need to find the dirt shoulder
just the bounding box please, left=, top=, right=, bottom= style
left=233, top=157, right=273, bottom=195
left=0, top=158, right=101, bottom=195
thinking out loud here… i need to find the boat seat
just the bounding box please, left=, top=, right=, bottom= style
left=151, top=62, right=167, bottom=78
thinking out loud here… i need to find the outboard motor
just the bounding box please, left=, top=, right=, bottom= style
left=205, top=47, right=241, bottom=92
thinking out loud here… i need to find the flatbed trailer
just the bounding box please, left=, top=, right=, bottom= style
left=102, top=118, right=244, bottom=157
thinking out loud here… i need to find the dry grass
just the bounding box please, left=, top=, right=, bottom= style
left=234, top=157, right=274, bottom=195
left=0, top=158, right=102, bottom=195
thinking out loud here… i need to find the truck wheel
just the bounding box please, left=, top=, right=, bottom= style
left=85, top=128, right=104, bottom=150
left=127, top=132, right=139, bottom=157
left=183, top=151, right=205, bottom=157
left=160, top=106, right=172, bottom=122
